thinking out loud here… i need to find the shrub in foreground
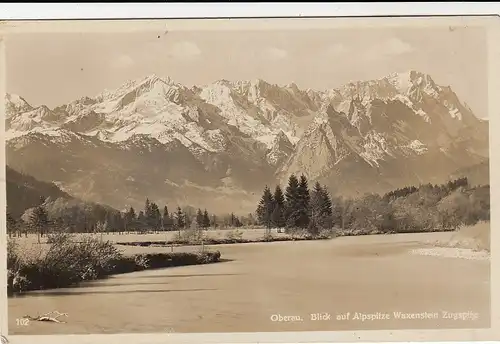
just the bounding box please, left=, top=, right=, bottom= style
left=8, top=234, right=122, bottom=293
left=7, top=234, right=221, bottom=294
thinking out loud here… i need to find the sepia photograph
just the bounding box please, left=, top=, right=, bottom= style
left=1, top=15, right=497, bottom=342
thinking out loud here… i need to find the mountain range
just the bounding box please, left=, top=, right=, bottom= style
left=5, top=70, right=489, bottom=214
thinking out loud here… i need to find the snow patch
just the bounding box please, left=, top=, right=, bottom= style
left=314, top=115, right=328, bottom=125
left=410, top=247, right=490, bottom=261
left=164, top=179, right=180, bottom=187
left=394, top=94, right=414, bottom=108
left=205, top=129, right=226, bottom=151
left=406, top=139, right=428, bottom=155
left=172, top=132, right=193, bottom=148
left=415, top=109, right=431, bottom=123
left=183, top=123, right=220, bottom=152
left=449, top=108, right=462, bottom=120
left=423, top=82, right=440, bottom=98
left=386, top=71, right=413, bottom=93
left=359, top=132, right=392, bottom=167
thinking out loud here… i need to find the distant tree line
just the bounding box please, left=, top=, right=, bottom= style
left=121, top=199, right=247, bottom=232
left=255, top=175, right=489, bottom=236
left=6, top=196, right=252, bottom=237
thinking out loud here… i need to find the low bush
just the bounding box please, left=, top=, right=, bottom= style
left=8, top=233, right=122, bottom=293
left=173, top=228, right=205, bottom=245
left=262, top=232, right=274, bottom=242
left=225, top=229, right=244, bottom=241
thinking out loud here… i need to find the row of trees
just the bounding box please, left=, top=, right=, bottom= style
left=256, top=175, right=490, bottom=236
left=383, top=177, right=469, bottom=202
left=6, top=196, right=250, bottom=237
left=256, top=174, right=333, bottom=235
left=123, top=199, right=245, bottom=232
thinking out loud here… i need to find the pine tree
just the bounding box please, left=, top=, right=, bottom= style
left=6, top=210, right=17, bottom=238
left=125, top=207, right=136, bottom=232
left=211, top=214, right=218, bottom=229
left=247, top=213, right=256, bottom=226
left=144, top=198, right=156, bottom=229
left=162, top=206, right=171, bottom=231
left=175, top=207, right=185, bottom=229
left=310, top=181, right=322, bottom=225
left=202, top=209, right=211, bottom=228
left=57, top=216, right=68, bottom=232
left=284, top=174, right=301, bottom=228
left=320, top=184, right=333, bottom=228
left=112, top=212, right=123, bottom=233
left=272, top=185, right=286, bottom=228
left=310, top=182, right=333, bottom=230
left=196, top=209, right=204, bottom=228
left=29, top=205, right=49, bottom=243
left=137, top=211, right=146, bottom=231
left=296, top=174, right=311, bottom=228
left=256, top=185, right=274, bottom=230
left=144, top=198, right=152, bottom=218
left=234, top=216, right=243, bottom=227
left=150, top=203, right=161, bottom=230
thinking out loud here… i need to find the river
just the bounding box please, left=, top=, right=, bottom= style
left=8, top=233, right=490, bottom=335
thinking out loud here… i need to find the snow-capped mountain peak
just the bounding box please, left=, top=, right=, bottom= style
left=384, top=70, right=441, bottom=100
left=266, top=130, right=294, bottom=166
left=5, top=93, right=33, bottom=118
left=95, top=74, right=177, bottom=104
left=385, top=70, right=432, bottom=90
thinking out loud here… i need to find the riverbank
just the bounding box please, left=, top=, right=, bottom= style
left=116, top=232, right=332, bottom=247
left=113, top=227, right=459, bottom=248
left=7, top=235, right=221, bottom=295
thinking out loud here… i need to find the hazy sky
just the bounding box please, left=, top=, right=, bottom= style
left=5, top=24, right=488, bottom=118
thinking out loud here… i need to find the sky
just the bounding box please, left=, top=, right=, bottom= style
left=5, top=23, right=488, bottom=118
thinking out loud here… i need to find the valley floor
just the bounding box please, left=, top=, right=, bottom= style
left=8, top=230, right=490, bottom=335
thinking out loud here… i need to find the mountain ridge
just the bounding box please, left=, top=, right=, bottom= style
left=5, top=70, right=489, bottom=213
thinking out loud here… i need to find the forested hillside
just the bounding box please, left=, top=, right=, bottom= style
left=6, top=166, right=72, bottom=218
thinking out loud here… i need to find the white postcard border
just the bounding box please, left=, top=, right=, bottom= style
left=0, top=14, right=498, bottom=344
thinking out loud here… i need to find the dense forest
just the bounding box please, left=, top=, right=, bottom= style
left=6, top=164, right=490, bottom=237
